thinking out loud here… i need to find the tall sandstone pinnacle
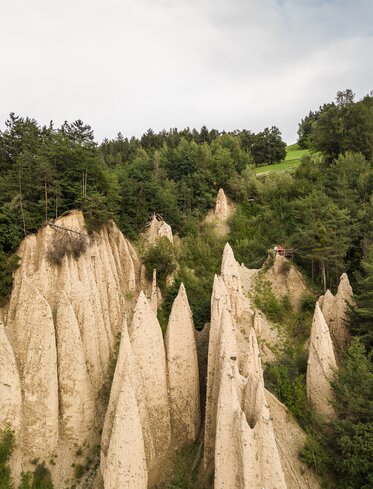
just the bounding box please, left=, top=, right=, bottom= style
left=215, top=188, right=229, bottom=221
left=103, top=375, right=148, bottom=489
left=165, top=283, right=200, bottom=446
left=306, top=303, right=338, bottom=419
left=101, top=317, right=155, bottom=481
left=213, top=329, right=287, bottom=489
left=321, top=273, right=353, bottom=350
left=128, top=291, right=171, bottom=477
left=221, top=242, right=244, bottom=318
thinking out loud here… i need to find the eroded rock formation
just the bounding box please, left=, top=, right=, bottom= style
left=128, top=292, right=171, bottom=475
left=266, top=254, right=307, bottom=310
left=204, top=245, right=295, bottom=489
left=320, top=273, right=353, bottom=350
left=1, top=211, right=143, bottom=485
left=146, top=214, right=173, bottom=244
left=215, top=188, right=229, bottom=221
left=306, top=303, right=337, bottom=419
left=165, top=283, right=200, bottom=446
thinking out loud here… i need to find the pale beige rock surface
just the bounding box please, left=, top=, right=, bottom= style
left=320, top=274, right=353, bottom=351
left=165, top=283, right=200, bottom=446
left=0, top=322, right=22, bottom=432
left=331, top=274, right=353, bottom=350
left=129, top=291, right=171, bottom=472
left=101, top=317, right=155, bottom=478
left=6, top=278, right=59, bottom=460
left=203, top=275, right=232, bottom=468
left=214, top=188, right=229, bottom=221
left=221, top=243, right=245, bottom=318
left=266, top=254, right=307, bottom=310
left=103, top=376, right=148, bottom=489
left=146, top=214, right=173, bottom=244
left=266, top=390, right=320, bottom=489
left=1, top=211, right=143, bottom=484
left=306, top=303, right=337, bottom=419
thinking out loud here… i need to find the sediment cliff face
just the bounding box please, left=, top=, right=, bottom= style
left=1, top=211, right=143, bottom=485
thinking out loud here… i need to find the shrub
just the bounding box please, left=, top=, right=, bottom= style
left=0, top=252, right=19, bottom=307
left=74, top=464, right=85, bottom=479
left=300, top=434, right=330, bottom=477
left=264, top=355, right=311, bottom=427
left=143, top=237, right=177, bottom=291
left=0, top=426, right=15, bottom=489
left=253, top=278, right=292, bottom=324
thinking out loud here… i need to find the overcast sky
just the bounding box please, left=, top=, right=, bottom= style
left=0, top=0, right=372, bottom=143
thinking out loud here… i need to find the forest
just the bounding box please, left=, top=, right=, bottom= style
left=0, top=89, right=372, bottom=488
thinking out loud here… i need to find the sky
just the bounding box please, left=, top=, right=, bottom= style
left=0, top=0, right=372, bottom=143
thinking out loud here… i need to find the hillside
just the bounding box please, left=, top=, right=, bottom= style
left=1, top=90, right=373, bottom=488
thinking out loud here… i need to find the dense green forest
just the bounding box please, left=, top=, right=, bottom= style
left=0, top=89, right=373, bottom=488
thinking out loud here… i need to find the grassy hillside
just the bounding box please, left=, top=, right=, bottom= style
left=255, top=143, right=309, bottom=175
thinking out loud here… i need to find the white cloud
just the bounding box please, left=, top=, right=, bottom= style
left=0, top=0, right=372, bottom=143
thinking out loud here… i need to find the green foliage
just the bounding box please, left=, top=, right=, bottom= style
left=74, top=464, right=85, bottom=479
left=143, top=238, right=177, bottom=291
left=253, top=277, right=292, bottom=324
left=350, top=245, right=373, bottom=353
left=265, top=360, right=310, bottom=424
left=0, top=252, right=19, bottom=306
left=326, top=339, right=373, bottom=488
left=0, top=427, right=15, bottom=489
left=300, top=434, right=331, bottom=478
left=298, top=90, right=373, bottom=162
left=176, top=225, right=226, bottom=329
left=30, top=463, right=53, bottom=489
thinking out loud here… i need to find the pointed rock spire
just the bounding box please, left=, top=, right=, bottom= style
left=129, top=291, right=171, bottom=461
left=332, top=273, right=353, bottom=349
left=215, top=188, right=229, bottom=221
left=306, top=303, right=337, bottom=419
left=101, top=317, right=155, bottom=477
left=6, top=279, right=59, bottom=459
left=55, top=292, right=95, bottom=444
left=221, top=243, right=243, bottom=318
left=147, top=214, right=173, bottom=244
left=103, top=376, right=148, bottom=489
left=320, top=274, right=353, bottom=351
left=165, top=283, right=200, bottom=446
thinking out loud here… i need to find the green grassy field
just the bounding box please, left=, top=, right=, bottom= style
left=255, top=143, right=309, bottom=175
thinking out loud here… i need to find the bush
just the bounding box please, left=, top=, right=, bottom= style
left=264, top=353, right=311, bottom=427
left=74, top=464, right=85, bottom=479
left=300, top=434, right=330, bottom=478
left=143, top=237, right=177, bottom=291
left=0, top=252, right=19, bottom=307
left=253, top=277, right=292, bottom=324
left=0, top=426, right=15, bottom=489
